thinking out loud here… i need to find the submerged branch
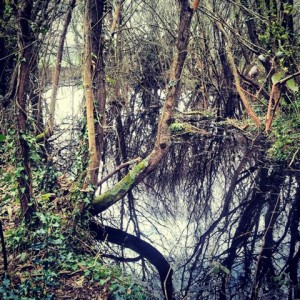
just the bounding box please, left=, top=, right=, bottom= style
left=90, top=221, right=174, bottom=300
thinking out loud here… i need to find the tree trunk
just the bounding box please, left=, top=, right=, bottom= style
left=91, top=0, right=106, bottom=172
left=92, top=0, right=195, bottom=214
left=48, top=0, right=76, bottom=135
left=83, top=0, right=100, bottom=187
left=15, top=0, right=35, bottom=222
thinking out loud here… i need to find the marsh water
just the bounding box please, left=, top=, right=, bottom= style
left=48, top=86, right=300, bottom=300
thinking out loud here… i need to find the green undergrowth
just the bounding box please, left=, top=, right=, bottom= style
left=0, top=131, right=146, bottom=299
left=0, top=210, right=146, bottom=300
left=268, top=96, right=300, bottom=166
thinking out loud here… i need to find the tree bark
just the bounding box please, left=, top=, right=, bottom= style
left=91, top=0, right=106, bottom=174
left=83, top=0, right=100, bottom=187
left=15, top=0, right=35, bottom=221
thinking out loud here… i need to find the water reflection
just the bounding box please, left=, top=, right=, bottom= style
left=102, top=128, right=299, bottom=299
left=51, top=86, right=300, bottom=299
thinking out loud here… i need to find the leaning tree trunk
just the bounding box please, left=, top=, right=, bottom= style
left=92, top=0, right=198, bottom=214
left=37, top=0, right=76, bottom=140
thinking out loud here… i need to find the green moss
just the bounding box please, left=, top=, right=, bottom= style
left=35, top=128, right=51, bottom=142
left=170, top=122, right=184, bottom=133
left=92, top=158, right=149, bottom=213
left=170, top=122, right=208, bottom=136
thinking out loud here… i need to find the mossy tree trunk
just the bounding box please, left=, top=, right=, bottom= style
left=92, top=0, right=198, bottom=214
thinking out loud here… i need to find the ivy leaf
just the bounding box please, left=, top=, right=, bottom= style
left=99, top=277, right=110, bottom=286
left=2, top=276, right=10, bottom=288
left=275, top=51, right=284, bottom=58
left=0, top=134, right=6, bottom=142
left=286, top=78, right=299, bottom=92
left=30, top=242, right=46, bottom=250
left=49, top=238, right=63, bottom=245
left=36, top=212, right=47, bottom=224
left=272, top=72, right=284, bottom=84
left=40, top=193, right=56, bottom=201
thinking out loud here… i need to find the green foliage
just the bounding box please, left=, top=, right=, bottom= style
left=0, top=130, right=59, bottom=209
left=110, top=280, right=146, bottom=300
left=170, top=122, right=184, bottom=133
left=0, top=125, right=145, bottom=299
left=268, top=96, right=300, bottom=165
left=2, top=209, right=146, bottom=299
left=271, top=72, right=284, bottom=85
left=0, top=275, right=41, bottom=300
left=0, top=134, right=6, bottom=142
left=286, top=79, right=299, bottom=92
left=0, top=132, right=19, bottom=206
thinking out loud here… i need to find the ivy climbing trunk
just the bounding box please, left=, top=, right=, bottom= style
left=15, top=0, right=35, bottom=221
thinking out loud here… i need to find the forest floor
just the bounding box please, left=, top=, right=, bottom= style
left=0, top=204, right=110, bottom=300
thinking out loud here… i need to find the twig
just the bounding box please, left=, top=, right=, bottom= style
left=163, top=267, right=172, bottom=300
left=279, top=71, right=300, bottom=85
left=265, top=71, right=300, bottom=132
left=288, top=149, right=299, bottom=168
left=97, top=157, right=142, bottom=187
left=252, top=195, right=281, bottom=298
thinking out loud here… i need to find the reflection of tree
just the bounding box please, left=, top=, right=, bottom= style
left=99, top=90, right=300, bottom=298
left=157, top=143, right=299, bottom=299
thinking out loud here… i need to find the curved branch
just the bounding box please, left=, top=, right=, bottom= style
left=89, top=221, right=174, bottom=300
